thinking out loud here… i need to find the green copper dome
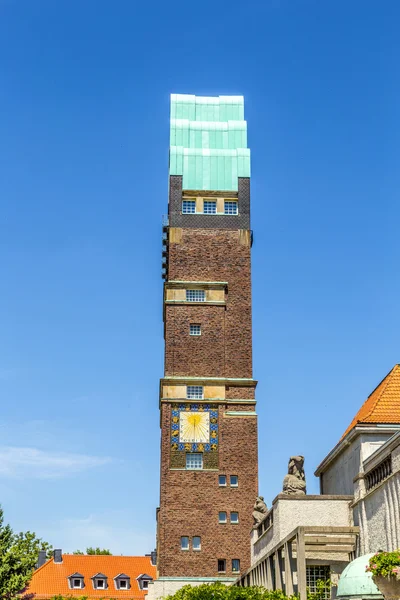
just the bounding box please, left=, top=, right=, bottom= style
left=169, top=94, right=250, bottom=192
left=337, top=555, right=382, bottom=599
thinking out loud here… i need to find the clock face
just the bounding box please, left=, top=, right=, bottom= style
left=179, top=411, right=210, bottom=443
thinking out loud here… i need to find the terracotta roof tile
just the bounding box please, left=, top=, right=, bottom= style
left=342, top=364, right=400, bottom=439
left=27, top=555, right=156, bottom=599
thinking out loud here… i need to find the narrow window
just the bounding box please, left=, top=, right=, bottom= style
left=182, top=200, right=196, bottom=214
left=203, top=200, right=217, bottom=214
left=181, top=536, right=189, bottom=550
left=193, top=536, right=201, bottom=551
left=186, top=289, right=205, bottom=302
left=230, top=475, right=238, bottom=487
left=231, top=512, right=239, bottom=524
left=219, top=511, right=227, bottom=523
left=190, top=324, right=201, bottom=336
left=232, top=559, right=240, bottom=573
left=186, top=453, right=203, bottom=470
left=187, top=386, right=203, bottom=399
left=218, top=559, right=226, bottom=573
left=73, top=579, right=82, bottom=589
left=306, top=566, right=330, bottom=599
left=219, top=475, right=227, bottom=487
left=97, top=580, right=104, bottom=589
left=142, top=581, right=149, bottom=589
left=224, top=201, right=238, bottom=215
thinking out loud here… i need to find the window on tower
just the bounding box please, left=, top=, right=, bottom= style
left=186, top=453, right=203, bottom=470
left=219, top=475, right=227, bottom=486
left=230, top=512, right=239, bottom=524
left=230, top=475, right=238, bottom=487
left=224, top=201, right=238, bottom=215
left=190, top=324, right=201, bottom=336
left=186, top=289, right=205, bottom=302
left=182, top=200, right=196, bottom=214
left=187, top=386, right=203, bottom=399
left=180, top=537, right=189, bottom=550
left=203, top=201, right=217, bottom=214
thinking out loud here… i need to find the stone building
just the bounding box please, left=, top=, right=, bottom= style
left=238, top=365, right=400, bottom=600
left=149, top=94, right=258, bottom=599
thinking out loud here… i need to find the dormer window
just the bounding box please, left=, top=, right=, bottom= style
left=114, top=573, right=130, bottom=590
left=137, top=574, right=154, bottom=591
left=91, top=573, right=108, bottom=590
left=68, top=573, right=84, bottom=589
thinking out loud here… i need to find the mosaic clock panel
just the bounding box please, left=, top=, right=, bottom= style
left=171, top=404, right=218, bottom=452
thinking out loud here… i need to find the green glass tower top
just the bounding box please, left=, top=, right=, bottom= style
left=169, top=94, right=250, bottom=192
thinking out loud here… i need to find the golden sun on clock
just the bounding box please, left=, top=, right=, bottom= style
left=179, top=411, right=210, bottom=443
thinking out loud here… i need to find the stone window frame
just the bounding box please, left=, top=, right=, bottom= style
left=182, top=200, right=196, bottom=214
left=219, top=511, right=227, bottom=524
left=186, top=385, right=204, bottom=399
left=224, top=200, right=238, bottom=215
left=230, top=511, right=239, bottom=524
left=186, top=453, right=203, bottom=470
left=203, top=200, right=217, bottom=214
left=186, top=289, right=206, bottom=302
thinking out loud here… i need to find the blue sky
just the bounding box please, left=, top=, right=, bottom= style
left=0, top=0, right=399, bottom=554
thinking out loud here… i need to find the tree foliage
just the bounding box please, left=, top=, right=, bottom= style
left=73, top=547, right=112, bottom=555
left=165, top=583, right=298, bottom=600
left=0, top=506, right=52, bottom=600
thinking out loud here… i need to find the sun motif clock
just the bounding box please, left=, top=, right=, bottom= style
left=179, top=411, right=210, bottom=443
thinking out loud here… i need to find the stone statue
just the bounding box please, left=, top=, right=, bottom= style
left=282, top=455, right=306, bottom=495
left=252, top=496, right=268, bottom=525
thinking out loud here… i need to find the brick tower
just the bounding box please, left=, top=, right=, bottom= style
left=154, top=94, right=258, bottom=596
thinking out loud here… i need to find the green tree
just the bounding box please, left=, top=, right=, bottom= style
left=0, top=506, right=52, bottom=600
left=73, top=547, right=112, bottom=555
left=165, top=583, right=297, bottom=600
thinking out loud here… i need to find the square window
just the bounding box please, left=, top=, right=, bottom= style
left=73, top=579, right=82, bottom=589
left=230, top=475, right=238, bottom=487
left=218, top=559, right=226, bottom=573
left=142, top=581, right=149, bottom=589
left=306, top=566, right=330, bottom=599
left=219, top=511, right=227, bottom=523
left=193, top=536, right=201, bottom=551
left=186, top=289, right=205, bottom=302
left=203, top=201, right=217, bottom=214
left=187, top=386, right=203, bottom=399
left=97, top=580, right=105, bottom=588
left=224, top=201, right=238, bottom=215
left=231, top=512, right=239, bottom=524
left=186, top=453, right=203, bottom=470
left=232, top=559, right=240, bottom=573
left=190, top=324, right=201, bottom=336
left=219, top=475, right=227, bottom=486
left=182, top=200, right=196, bottom=214
left=181, top=536, right=189, bottom=550
left=119, top=580, right=128, bottom=589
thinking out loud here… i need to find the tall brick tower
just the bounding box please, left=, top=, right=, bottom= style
left=153, top=94, right=258, bottom=596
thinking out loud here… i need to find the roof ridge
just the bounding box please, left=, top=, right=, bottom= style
left=362, top=365, right=397, bottom=421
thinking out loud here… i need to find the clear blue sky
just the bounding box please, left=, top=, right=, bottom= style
left=1, top=0, right=399, bottom=554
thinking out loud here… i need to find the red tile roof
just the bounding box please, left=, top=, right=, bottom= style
left=27, top=555, right=156, bottom=599
left=342, top=364, right=400, bottom=438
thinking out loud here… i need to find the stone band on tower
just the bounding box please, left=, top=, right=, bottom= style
left=154, top=94, right=258, bottom=595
